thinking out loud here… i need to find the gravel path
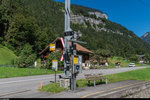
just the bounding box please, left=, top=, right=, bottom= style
left=125, top=88, right=150, bottom=98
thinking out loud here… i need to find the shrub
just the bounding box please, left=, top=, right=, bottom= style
left=46, top=51, right=64, bottom=69
left=14, top=44, right=36, bottom=68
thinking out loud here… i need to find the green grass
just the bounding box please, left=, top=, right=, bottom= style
left=108, top=56, right=129, bottom=67
left=40, top=83, right=69, bottom=93
left=0, top=67, right=63, bottom=78
left=77, top=68, right=150, bottom=88
left=40, top=68, right=150, bottom=93
left=94, top=56, right=149, bottom=69
left=106, top=68, right=150, bottom=82
left=0, top=45, right=17, bottom=65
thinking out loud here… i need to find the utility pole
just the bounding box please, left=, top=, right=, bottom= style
left=64, top=0, right=86, bottom=91
left=64, top=0, right=72, bottom=78
left=65, top=0, right=71, bottom=32
left=71, top=32, right=77, bottom=91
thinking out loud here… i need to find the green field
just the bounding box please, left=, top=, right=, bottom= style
left=0, top=67, right=63, bottom=78
left=106, top=67, right=150, bottom=82
left=40, top=83, right=69, bottom=94
left=108, top=56, right=149, bottom=67
left=94, top=56, right=149, bottom=69
left=77, top=67, right=150, bottom=88
left=40, top=68, right=150, bottom=93
left=0, top=45, right=17, bottom=65
left=77, top=68, right=150, bottom=88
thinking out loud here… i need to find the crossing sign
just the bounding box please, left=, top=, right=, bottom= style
left=60, top=50, right=65, bottom=62
left=61, top=37, right=65, bottom=49
left=60, top=38, right=65, bottom=61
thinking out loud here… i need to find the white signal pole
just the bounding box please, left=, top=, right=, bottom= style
left=64, top=0, right=72, bottom=78
left=64, top=0, right=86, bottom=91
left=65, top=0, right=71, bottom=31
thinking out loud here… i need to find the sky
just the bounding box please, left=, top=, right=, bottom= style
left=55, top=0, right=150, bottom=37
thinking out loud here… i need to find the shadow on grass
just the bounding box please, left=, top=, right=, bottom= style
left=87, top=81, right=106, bottom=87
left=76, top=79, right=106, bottom=88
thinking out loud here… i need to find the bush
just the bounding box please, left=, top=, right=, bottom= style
left=0, top=37, right=3, bottom=43
left=14, top=44, right=36, bottom=68
left=37, top=58, right=42, bottom=68
left=90, top=65, right=94, bottom=69
left=129, top=55, right=140, bottom=62
left=46, top=51, right=64, bottom=69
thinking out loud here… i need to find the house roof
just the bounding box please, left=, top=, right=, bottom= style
left=73, top=43, right=93, bottom=54
left=39, top=37, right=93, bottom=55
left=137, top=55, right=145, bottom=58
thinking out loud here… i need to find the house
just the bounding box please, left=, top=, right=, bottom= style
left=39, top=37, right=93, bottom=70
left=137, top=55, right=145, bottom=64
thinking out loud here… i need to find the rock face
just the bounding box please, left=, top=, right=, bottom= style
left=70, top=12, right=125, bottom=36
left=88, top=11, right=108, bottom=19
left=141, top=32, right=150, bottom=45
left=71, top=14, right=104, bottom=25
left=71, top=11, right=108, bottom=25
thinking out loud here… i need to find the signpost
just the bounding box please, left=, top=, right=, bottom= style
left=52, top=60, right=58, bottom=83
left=50, top=43, right=57, bottom=83
left=52, top=60, right=58, bottom=71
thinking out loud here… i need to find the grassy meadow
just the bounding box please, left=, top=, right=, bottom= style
left=40, top=68, right=150, bottom=93
left=0, top=45, right=17, bottom=65
left=0, top=67, right=63, bottom=78
left=108, top=56, right=149, bottom=67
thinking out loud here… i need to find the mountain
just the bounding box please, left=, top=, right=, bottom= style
left=1, top=0, right=150, bottom=61
left=141, top=32, right=150, bottom=45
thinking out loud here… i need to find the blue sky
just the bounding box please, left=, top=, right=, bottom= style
left=55, top=0, right=150, bottom=37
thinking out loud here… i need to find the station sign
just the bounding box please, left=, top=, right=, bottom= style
left=52, top=60, right=58, bottom=71
left=74, top=56, right=78, bottom=64
left=50, top=43, right=56, bottom=51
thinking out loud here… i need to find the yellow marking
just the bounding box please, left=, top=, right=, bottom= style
left=81, top=81, right=147, bottom=98
left=74, top=56, right=78, bottom=64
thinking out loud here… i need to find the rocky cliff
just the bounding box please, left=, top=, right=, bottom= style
left=141, top=32, right=150, bottom=45
left=70, top=13, right=125, bottom=37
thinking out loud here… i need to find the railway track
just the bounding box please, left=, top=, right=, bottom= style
left=82, top=81, right=150, bottom=98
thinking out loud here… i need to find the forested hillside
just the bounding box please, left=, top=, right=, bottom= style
left=22, top=0, right=150, bottom=58
left=0, top=0, right=150, bottom=66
